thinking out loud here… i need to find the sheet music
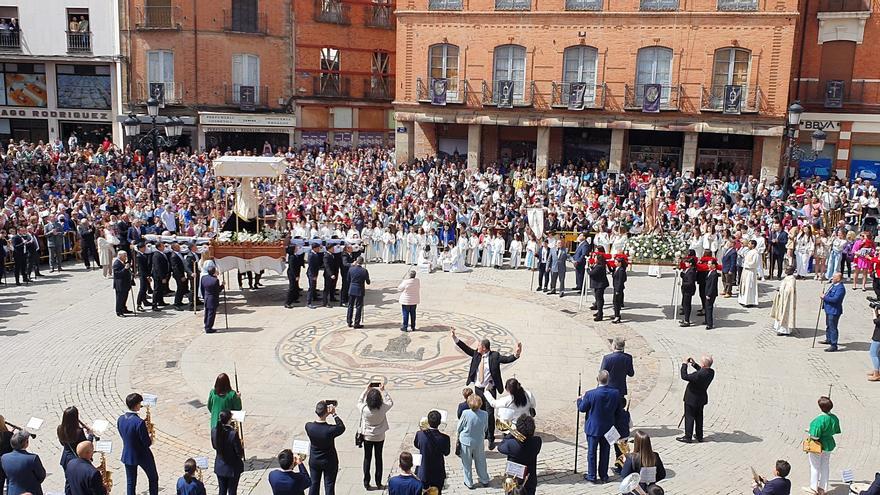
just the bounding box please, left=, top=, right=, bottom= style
left=25, top=417, right=43, bottom=430
left=604, top=426, right=620, bottom=445
left=506, top=461, right=526, bottom=479
left=231, top=410, right=246, bottom=422
left=412, top=453, right=422, bottom=467
left=292, top=440, right=310, bottom=454
left=195, top=456, right=209, bottom=469
left=91, top=419, right=110, bottom=433
left=94, top=441, right=112, bottom=454
left=640, top=466, right=657, bottom=484
left=142, top=394, right=158, bottom=407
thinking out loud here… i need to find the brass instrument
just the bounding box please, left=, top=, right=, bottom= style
left=419, top=418, right=429, bottom=431
left=750, top=466, right=765, bottom=486
left=495, top=418, right=525, bottom=442
left=233, top=420, right=245, bottom=459
left=98, top=452, right=113, bottom=494
left=421, top=487, right=439, bottom=495
left=614, top=438, right=632, bottom=471
left=197, top=468, right=203, bottom=482
left=144, top=406, right=155, bottom=442
left=501, top=473, right=528, bottom=495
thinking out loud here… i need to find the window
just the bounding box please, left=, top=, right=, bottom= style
left=66, top=8, right=91, bottom=52
left=319, top=47, right=341, bottom=95
left=147, top=50, right=175, bottom=101
left=496, top=0, right=531, bottom=9
left=232, top=54, right=260, bottom=103
left=493, top=45, right=527, bottom=101
left=429, top=0, right=462, bottom=9
left=429, top=43, right=459, bottom=100
left=230, top=0, right=258, bottom=32
left=565, top=0, right=603, bottom=10
left=56, top=64, right=111, bottom=109
left=0, top=7, right=20, bottom=49
left=717, top=0, right=757, bottom=10
left=640, top=0, right=679, bottom=10
left=710, top=48, right=750, bottom=108
left=143, top=0, right=173, bottom=28
left=562, top=46, right=598, bottom=105
left=316, top=0, right=349, bottom=24
left=635, top=46, right=673, bottom=104
left=370, top=51, right=390, bottom=98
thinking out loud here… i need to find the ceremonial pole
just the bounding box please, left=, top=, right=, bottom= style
left=192, top=259, right=197, bottom=315
left=812, top=282, right=829, bottom=348
left=234, top=363, right=245, bottom=459
left=223, top=272, right=229, bottom=329
left=573, top=372, right=582, bottom=474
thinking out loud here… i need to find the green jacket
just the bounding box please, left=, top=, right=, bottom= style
left=207, top=389, right=242, bottom=429
left=809, top=413, right=841, bottom=452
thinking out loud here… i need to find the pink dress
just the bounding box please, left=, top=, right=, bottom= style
left=854, top=239, right=875, bottom=270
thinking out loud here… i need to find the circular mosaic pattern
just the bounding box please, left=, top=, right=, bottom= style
left=276, top=309, right=518, bottom=389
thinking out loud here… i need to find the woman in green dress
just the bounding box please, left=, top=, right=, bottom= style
left=806, top=396, right=841, bottom=495
left=207, top=373, right=242, bottom=429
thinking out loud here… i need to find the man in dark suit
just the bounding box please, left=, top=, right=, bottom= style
left=704, top=260, right=720, bottom=329
left=548, top=243, right=569, bottom=296
left=126, top=219, right=143, bottom=253
left=65, top=441, right=107, bottom=495
left=0, top=429, right=46, bottom=495
left=322, top=243, right=340, bottom=307
left=820, top=272, right=846, bottom=352
left=25, top=228, right=41, bottom=279
left=304, top=401, right=346, bottom=495
left=78, top=219, right=99, bottom=270
left=307, top=243, right=322, bottom=309
left=268, top=449, right=311, bottom=495
left=117, top=393, right=159, bottom=495
left=412, top=410, right=450, bottom=494
left=676, top=355, right=715, bottom=443
left=285, top=238, right=305, bottom=308
left=577, top=371, right=622, bottom=484
left=497, top=415, right=542, bottom=495
left=721, top=240, right=738, bottom=297
left=135, top=243, right=151, bottom=311
left=611, top=258, right=627, bottom=324
left=768, top=223, right=788, bottom=280
left=589, top=256, right=609, bottom=322
left=451, top=328, right=522, bottom=449
left=679, top=258, right=697, bottom=327
left=599, top=338, right=634, bottom=397
left=11, top=227, right=29, bottom=285
left=151, top=242, right=170, bottom=311
left=184, top=243, right=201, bottom=309
left=170, top=243, right=188, bottom=310
left=536, top=240, right=550, bottom=292
left=346, top=257, right=370, bottom=328
left=340, top=245, right=356, bottom=307
left=752, top=459, right=791, bottom=495
left=112, top=251, right=133, bottom=317
left=572, top=234, right=590, bottom=292
left=201, top=265, right=223, bottom=334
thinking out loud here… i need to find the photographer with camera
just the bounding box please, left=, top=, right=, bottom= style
left=676, top=355, right=715, bottom=444
left=305, top=401, right=346, bottom=495
left=869, top=307, right=880, bottom=382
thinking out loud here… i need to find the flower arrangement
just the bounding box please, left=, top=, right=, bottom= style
left=625, top=233, right=688, bottom=262
left=215, top=228, right=283, bottom=245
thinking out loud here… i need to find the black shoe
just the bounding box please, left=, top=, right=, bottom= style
left=284, top=304, right=293, bottom=309
left=137, top=306, right=145, bottom=312
left=695, top=437, right=704, bottom=443
left=706, top=325, right=714, bottom=330
left=824, top=346, right=838, bottom=352
left=536, top=287, right=543, bottom=292
left=559, top=293, right=564, bottom=298
left=593, top=316, right=602, bottom=321
left=206, top=329, right=217, bottom=334
left=679, top=321, right=691, bottom=327
left=589, top=305, right=597, bottom=310
left=364, top=484, right=373, bottom=491
left=612, top=318, right=621, bottom=324
left=675, top=436, right=693, bottom=443
left=697, top=310, right=705, bottom=316
left=123, top=309, right=133, bottom=314
left=116, top=313, right=125, bottom=317
left=488, top=440, right=496, bottom=450
left=548, top=290, right=557, bottom=295
left=353, top=324, right=364, bottom=329
left=375, top=484, right=384, bottom=490
left=348, top=322, right=354, bottom=328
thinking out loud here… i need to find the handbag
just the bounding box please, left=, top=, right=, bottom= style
left=355, top=406, right=366, bottom=448
left=802, top=437, right=822, bottom=454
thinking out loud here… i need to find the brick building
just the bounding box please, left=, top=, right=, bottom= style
left=790, top=0, right=878, bottom=181
left=292, top=0, right=396, bottom=148
left=394, top=0, right=800, bottom=179
left=119, top=0, right=295, bottom=150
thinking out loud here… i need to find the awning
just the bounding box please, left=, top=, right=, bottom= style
left=212, top=156, right=286, bottom=177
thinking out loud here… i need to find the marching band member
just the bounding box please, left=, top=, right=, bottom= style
left=176, top=458, right=207, bottom=495
left=118, top=393, right=159, bottom=495
left=212, top=411, right=244, bottom=495
left=65, top=441, right=106, bottom=495
left=57, top=406, right=94, bottom=494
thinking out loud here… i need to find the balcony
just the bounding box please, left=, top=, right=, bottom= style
left=135, top=5, right=182, bottom=29
left=817, top=0, right=872, bottom=11
left=624, top=84, right=682, bottom=111
left=224, top=84, right=270, bottom=109
left=136, top=81, right=185, bottom=105
left=312, top=75, right=351, bottom=98
left=314, top=0, right=351, bottom=25
left=797, top=79, right=880, bottom=109
left=0, top=31, right=20, bottom=51
left=550, top=82, right=606, bottom=109
left=66, top=31, right=92, bottom=53
left=416, top=77, right=470, bottom=104
left=481, top=80, right=536, bottom=107
left=222, top=9, right=267, bottom=34
left=565, top=0, right=603, bottom=10
left=365, top=3, right=393, bottom=29
left=363, top=76, right=394, bottom=100
left=700, top=84, right=763, bottom=113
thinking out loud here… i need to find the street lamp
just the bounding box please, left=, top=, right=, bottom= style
left=125, top=94, right=182, bottom=202
left=781, top=100, right=826, bottom=198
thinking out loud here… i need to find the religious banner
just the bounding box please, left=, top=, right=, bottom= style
left=642, top=84, right=661, bottom=113
left=567, top=82, right=587, bottom=110
left=238, top=85, right=255, bottom=112
left=431, top=78, right=448, bottom=106
left=722, top=85, right=743, bottom=115
left=497, top=80, right=515, bottom=109
left=526, top=207, right=544, bottom=239
left=825, top=80, right=844, bottom=109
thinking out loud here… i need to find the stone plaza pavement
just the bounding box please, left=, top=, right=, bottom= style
left=1, top=261, right=879, bottom=495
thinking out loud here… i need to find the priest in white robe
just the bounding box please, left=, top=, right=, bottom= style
left=738, top=239, right=760, bottom=307
left=770, top=266, right=797, bottom=335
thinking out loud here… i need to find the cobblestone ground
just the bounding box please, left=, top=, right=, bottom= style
left=1, top=262, right=879, bottom=495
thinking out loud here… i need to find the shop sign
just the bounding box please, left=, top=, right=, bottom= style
left=799, top=120, right=840, bottom=132
left=199, top=113, right=295, bottom=127
left=0, top=107, right=111, bottom=121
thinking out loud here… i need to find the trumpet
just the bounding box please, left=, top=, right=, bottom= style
left=197, top=468, right=203, bottom=482
left=422, top=487, right=439, bottom=495
left=79, top=420, right=101, bottom=441
left=614, top=438, right=632, bottom=471
left=4, top=422, right=37, bottom=439
left=495, top=418, right=525, bottom=442
left=293, top=452, right=307, bottom=462
left=98, top=452, right=113, bottom=494
left=144, top=406, right=155, bottom=442
left=419, top=418, right=429, bottom=431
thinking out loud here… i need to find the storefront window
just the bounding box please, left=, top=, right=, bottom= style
left=56, top=64, right=111, bottom=109
left=1, top=63, right=47, bottom=107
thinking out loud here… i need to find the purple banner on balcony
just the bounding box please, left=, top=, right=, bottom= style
left=239, top=85, right=255, bottom=111
left=825, top=80, right=844, bottom=109
left=431, top=78, right=447, bottom=106
left=333, top=131, right=352, bottom=148
left=497, top=80, right=515, bottom=109
left=642, top=84, right=661, bottom=113
left=301, top=131, right=327, bottom=148
left=723, top=85, right=742, bottom=115
left=567, top=82, right=587, bottom=111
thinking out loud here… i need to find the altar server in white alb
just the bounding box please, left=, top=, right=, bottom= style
left=738, top=239, right=760, bottom=307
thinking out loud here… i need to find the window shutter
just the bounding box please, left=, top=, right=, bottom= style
left=147, top=51, right=160, bottom=83
left=162, top=51, right=174, bottom=83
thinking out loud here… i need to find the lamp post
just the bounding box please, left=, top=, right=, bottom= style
left=123, top=95, right=184, bottom=203
left=782, top=100, right=827, bottom=198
